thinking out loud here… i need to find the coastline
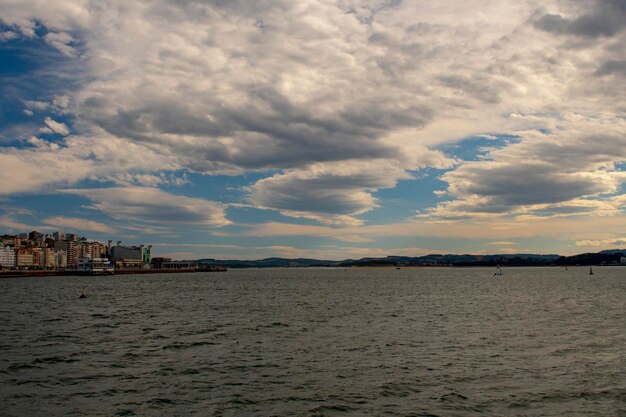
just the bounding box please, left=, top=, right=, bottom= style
left=0, top=267, right=226, bottom=278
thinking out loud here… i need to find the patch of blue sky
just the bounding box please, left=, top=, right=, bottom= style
left=436, top=134, right=520, bottom=162
left=0, top=27, right=82, bottom=144
left=5, top=191, right=97, bottom=222
left=614, top=162, right=626, bottom=194
left=363, top=168, right=449, bottom=224
left=159, top=171, right=269, bottom=204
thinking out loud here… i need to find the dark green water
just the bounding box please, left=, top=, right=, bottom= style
left=1, top=267, right=625, bottom=416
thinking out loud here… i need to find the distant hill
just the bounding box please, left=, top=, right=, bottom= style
left=193, top=253, right=569, bottom=268
left=555, top=250, right=626, bottom=266
left=193, top=257, right=335, bottom=268
left=598, top=249, right=626, bottom=255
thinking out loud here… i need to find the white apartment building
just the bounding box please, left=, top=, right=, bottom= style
left=0, top=245, right=15, bottom=268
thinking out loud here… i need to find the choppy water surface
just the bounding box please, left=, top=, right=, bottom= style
left=1, top=267, right=625, bottom=416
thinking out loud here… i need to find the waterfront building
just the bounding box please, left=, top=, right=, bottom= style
left=55, top=250, right=67, bottom=269
left=79, top=241, right=107, bottom=260
left=109, top=243, right=142, bottom=260
left=43, top=248, right=55, bottom=269
left=32, top=247, right=44, bottom=267
left=16, top=248, right=34, bottom=268
left=55, top=240, right=78, bottom=269
left=67, top=240, right=78, bottom=268
left=151, top=257, right=172, bottom=269
left=77, top=257, right=114, bottom=275
left=0, top=245, right=16, bottom=268
left=113, top=258, right=143, bottom=269
left=110, top=242, right=151, bottom=269
left=161, top=260, right=196, bottom=270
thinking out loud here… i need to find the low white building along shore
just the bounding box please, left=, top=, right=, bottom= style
left=77, top=257, right=114, bottom=275
left=0, top=244, right=16, bottom=269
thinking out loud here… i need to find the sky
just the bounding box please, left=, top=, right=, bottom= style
left=0, top=0, right=625, bottom=260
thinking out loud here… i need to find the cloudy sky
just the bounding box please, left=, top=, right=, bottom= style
left=1, top=0, right=625, bottom=259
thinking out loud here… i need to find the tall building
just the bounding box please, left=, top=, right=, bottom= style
left=28, top=231, right=43, bottom=242
left=55, top=240, right=78, bottom=268
left=79, top=241, right=107, bottom=259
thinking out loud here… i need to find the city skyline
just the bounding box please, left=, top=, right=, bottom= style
left=1, top=1, right=626, bottom=260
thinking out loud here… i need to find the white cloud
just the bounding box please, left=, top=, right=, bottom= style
left=0, top=31, right=19, bottom=42
left=42, top=216, right=114, bottom=233
left=23, top=100, right=50, bottom=111
left=43, top=31, right=77, bottom=57
left=0, top=132, right=180, bottom=195
left=576, top=238, right=626, bottom=247
left=0, top=215, right=31, bottom=231
left=0, top=150, right=93, bottom=195
left=62, top=187, right=230, bottom=227
left=41, top=117, right=70, bottom=136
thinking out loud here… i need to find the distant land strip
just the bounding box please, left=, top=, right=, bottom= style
left=190, top=249, right=626, bottom=268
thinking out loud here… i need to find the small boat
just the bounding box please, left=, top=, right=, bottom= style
left=589, top=266, right=594, bottom=275
left=79, top=287, right=87, bottom=298
left=396, top=267, right=401, bottom=270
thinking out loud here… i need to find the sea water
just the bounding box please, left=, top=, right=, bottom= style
left=1, top=267, right=625, bottom=416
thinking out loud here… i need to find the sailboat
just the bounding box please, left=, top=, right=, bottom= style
left=79, top=287, right=87, bottom=298
left=589, top=266, right=594, bottom=275
left=494, top=265, right=503, bottom=276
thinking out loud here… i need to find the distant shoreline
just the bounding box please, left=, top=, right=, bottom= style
left=0, top=267, right=226, bottom=278
left=2, top=264, right=622, bottom=278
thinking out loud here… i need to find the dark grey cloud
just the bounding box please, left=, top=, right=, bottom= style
left=534, top=0, right=626, bottom=38
left=72, top=0, right=437, bottom=175
left=429, top=132, right=626, bottom=219
left=596, top=59, right=626, bottom=75
left=459, top=163, right=606, bottom=206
